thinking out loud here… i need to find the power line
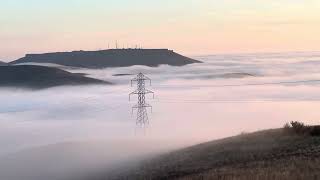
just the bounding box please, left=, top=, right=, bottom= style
left=150, top=97, right=320, bottom=104
left=154, top=79, right=320, bottom=88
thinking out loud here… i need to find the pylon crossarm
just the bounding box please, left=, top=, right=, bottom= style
left=144, top=89, right=154, bottom=94
left=143, top=76, right=152, bottom=86
left=131, top=77, right=151, bottom=82
left=132, top=104, right=152, bottom=109
left=130, top=89, right=154, bottom=95
left=129, top=92, right=136, bottom=101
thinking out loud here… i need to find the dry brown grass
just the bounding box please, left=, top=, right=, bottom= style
left=180, top=158, right=320, bottom=180
left=93, top=128, right=320, bottom=180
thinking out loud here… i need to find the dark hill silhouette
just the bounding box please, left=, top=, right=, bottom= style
left=10, top=49, right=201, bottom=68
left=0, top=61, right=7, bottom=66
left=0, top=65, right=108, bottom=89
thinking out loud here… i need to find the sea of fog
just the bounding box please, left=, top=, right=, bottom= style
left=1, top=52, right=320, bottom=179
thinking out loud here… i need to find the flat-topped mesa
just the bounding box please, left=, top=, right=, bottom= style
left=11, top=49, right=202, bottom=68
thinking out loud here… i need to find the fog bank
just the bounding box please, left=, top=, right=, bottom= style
left=1, top=52, right=320, bottom=179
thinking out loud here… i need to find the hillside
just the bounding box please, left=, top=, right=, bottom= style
left=0, top=140, right=186, bottom=180
left=10, top=49, right=201, bottom=68
left=0, top=61, right=7, bottom=66
left=0, top=65, right=109, bottom=89
left=104, top=128, right=320, bottom=180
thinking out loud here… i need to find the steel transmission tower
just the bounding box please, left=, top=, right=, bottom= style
left=129, top=73, right=154, bottom=127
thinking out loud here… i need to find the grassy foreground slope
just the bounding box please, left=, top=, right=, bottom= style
left=111, top=128, right=320, bottom=180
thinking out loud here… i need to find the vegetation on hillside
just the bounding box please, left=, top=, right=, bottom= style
left=101, top=123, right=320, bottom=180
left=284, top=121, right=320, bottom=136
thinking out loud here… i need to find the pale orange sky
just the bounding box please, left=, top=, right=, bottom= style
left=1, top=0, right=320, bottom=61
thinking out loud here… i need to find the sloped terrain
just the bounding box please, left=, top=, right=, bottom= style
left=0, top=140, right=186, bottom=180
left=0, top=65, right=109, bottom=89
left=0, top=61, right=7, bottom=66
left=105, top=128, right=320, bottom=180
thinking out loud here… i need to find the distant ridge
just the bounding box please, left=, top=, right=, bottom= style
left=11, top=49, right=201, bottom=68
left=0, top=61, right=7, bottom=66
left=0, top=65, right=109, bottom=89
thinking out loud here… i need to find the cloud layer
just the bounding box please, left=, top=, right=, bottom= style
left=1, top=52, right=320, bottom=179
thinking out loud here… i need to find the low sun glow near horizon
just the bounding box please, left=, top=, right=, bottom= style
left=2, top=1, right=320, bottom=179
left=1, top=0, right=320, bottom=60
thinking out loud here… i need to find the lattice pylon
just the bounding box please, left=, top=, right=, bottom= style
left=129, top=73, right=154, bottom=127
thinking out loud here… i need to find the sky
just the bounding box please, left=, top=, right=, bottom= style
left=1, top=0, right=320, bottom=61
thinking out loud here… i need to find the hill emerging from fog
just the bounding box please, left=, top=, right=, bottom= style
left=10, top=49, right=201, bottom=68
left=0, top=61, right=7, bottom=66
left=106, top=128, right=320, bottom=180
left=0, top=65, right=109, bottom=89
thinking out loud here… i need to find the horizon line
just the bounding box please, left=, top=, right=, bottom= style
left=2, top=49, right=320, bottom=62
